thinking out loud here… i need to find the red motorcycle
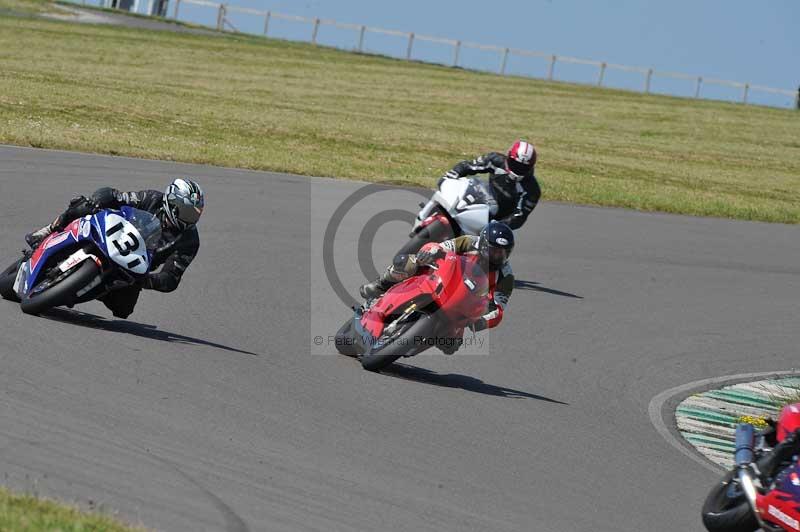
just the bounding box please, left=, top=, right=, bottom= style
left=703, top=402, right=800, bottom=531
left=335, top=252, right=490, bottom=371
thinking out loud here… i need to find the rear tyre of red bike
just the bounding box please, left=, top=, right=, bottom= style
left=701, top=470, right=758, bottom=532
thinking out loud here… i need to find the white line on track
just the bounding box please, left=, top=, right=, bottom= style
left=648, top=370, right=800, bottom=474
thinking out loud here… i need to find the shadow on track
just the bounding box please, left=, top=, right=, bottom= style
left=43, top=308, right=259, bottom=356
left=514, top=279, right=582, bottom=299
left=381, top=363, right=568, bottom=403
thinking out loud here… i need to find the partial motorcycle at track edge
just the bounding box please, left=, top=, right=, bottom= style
left=702, top=403, right=800, bottom=532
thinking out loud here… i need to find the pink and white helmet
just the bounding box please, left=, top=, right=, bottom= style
left=505, top=140, right=537, bottom=180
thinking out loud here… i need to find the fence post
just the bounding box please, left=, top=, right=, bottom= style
left=453, top=40, right=461, bottom=67
left=500, top=48, right=509, bottom=75
left=597, top=62, right=606, bottom=86
left=695, top=77, right=702, bottom=98
left=172, top=0, right=180, bottom=19
left=357, top=25, right=366, bottom=52
left=311, top=18, right=320, bottom=44
left=796, top=86, right=800, bottom=110
left=216, top=4, right=226, bottom=31
left=742, top=83, right=749, bottom=104
left=644, top=68, right=653, bottom=93
left=547, top=55, right=556, bottom=80
left=406, top=33, right=414, bottom=60
left=263, top=11, right=270, bottom=35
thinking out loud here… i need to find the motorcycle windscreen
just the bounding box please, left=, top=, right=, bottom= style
left=434, top=254, right=489, bottom=321
left=435, top=178, right=497, bottom=235
left=120, top=207, right=162, bottom=252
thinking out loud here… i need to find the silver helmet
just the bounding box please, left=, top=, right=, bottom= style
left=163, top=178, right=204, bottom=230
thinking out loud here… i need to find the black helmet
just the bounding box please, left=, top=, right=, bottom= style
left=478, top=222, right=514, bottom=270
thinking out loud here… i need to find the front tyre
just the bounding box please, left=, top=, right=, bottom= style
left=20, top=260, right=100, bottom=316
left=360, top=315, right=436, bottom=372
left=335, top=318, right=359, bottom=357
left=701, top=470, right=758, bottom=532
left=0, top=257, right=23, bottom=302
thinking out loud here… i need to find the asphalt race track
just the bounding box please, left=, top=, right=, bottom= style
left=1, top=145, right=799, bottom=531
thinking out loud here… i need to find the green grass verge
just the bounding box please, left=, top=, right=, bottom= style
left=0, top=0, right=57, bottom=15
left=0, top=486, right=145, bottom=531
left=0, top=4, right=799, bottom=222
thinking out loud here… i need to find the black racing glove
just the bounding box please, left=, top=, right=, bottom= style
left=91, top=187, right=120, bottom=210
left=415, top=245, right=445, bottom=267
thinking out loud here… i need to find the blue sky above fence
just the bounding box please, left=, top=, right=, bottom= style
left=92, top=0, right=800, bottom=108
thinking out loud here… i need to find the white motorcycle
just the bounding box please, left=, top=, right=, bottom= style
left=395, top=176, right=498, bottom=257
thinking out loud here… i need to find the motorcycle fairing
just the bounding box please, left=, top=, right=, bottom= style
left=752, top=464, right=800, bottom=531
left=17, top=219, right=87, bottom=296
left=430, top=178, right=498, bottom=236
left=98, top=208, right=151, bottom=275
left=15, top=208, right=152, bottom=298
left=360, top=253, right=489, bottom=339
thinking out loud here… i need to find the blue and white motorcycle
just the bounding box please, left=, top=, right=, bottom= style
left=0, top=207, right=161, bottom=315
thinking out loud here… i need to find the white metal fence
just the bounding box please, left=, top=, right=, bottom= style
left=89, top=0, right=800, bottom=109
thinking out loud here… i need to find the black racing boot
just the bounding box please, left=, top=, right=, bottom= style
left=359, top=275, right=393, bottom=300
left=25, top=224, right=54, bottom=250
left=359, top=267, right=408, bottom=300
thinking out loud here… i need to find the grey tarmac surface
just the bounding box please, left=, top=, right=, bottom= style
left=0, top=145, right=799, bottom=531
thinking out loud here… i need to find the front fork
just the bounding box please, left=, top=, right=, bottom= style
left=734, top=423, right=768, bottom=530
left=411, top=199, right=437, bottom=233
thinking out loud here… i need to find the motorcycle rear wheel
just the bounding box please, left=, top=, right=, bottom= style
left=20, top=260, right=100, bottom=316
left=701, top=470, right=758, bottom=532
left=360, top=315, right=436, bottom=372
left=0, top=257, right=23, bottom=302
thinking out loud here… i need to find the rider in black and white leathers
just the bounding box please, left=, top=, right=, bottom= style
left=444, top=140, right=542, bottom=230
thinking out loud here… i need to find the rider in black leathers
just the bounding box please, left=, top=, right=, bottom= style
left=25, top=179, right=204, bottom=319
left=444, top=139, right=542, bottom=230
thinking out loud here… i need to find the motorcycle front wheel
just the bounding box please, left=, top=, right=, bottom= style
left=360, top=315, right=436, bottom=372
left=701, top=470, right=759, bottom=532
left=20, top=260, right=100, bottom=315
left=0, top=257, right=24, bottom=302
left=334, top=318, right=360, bottom=357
